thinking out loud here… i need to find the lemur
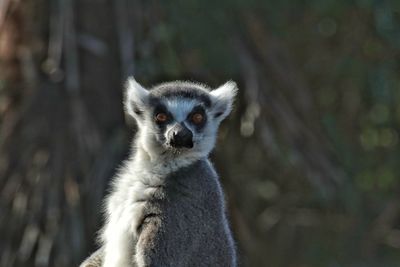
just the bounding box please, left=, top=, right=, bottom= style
left=80, top=78, right=238, bottom=267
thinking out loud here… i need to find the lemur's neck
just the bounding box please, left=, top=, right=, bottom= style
left=130, top=138, right=205, bottom=179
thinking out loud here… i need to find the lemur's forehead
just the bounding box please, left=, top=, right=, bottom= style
left=162, top=98, right=202, bottom=122
left=148, top=82, right=212, bottom=108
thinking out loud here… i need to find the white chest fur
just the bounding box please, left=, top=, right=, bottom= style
left=101, top=147, right=201, bottom=267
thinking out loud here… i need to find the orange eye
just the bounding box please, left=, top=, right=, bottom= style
left=155, top=113, right=168, bottom=122
left=192, top=113, right=204, bottom=124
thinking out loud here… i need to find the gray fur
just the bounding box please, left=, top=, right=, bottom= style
left=80, top=78, right=237, bottom=267
left=137, top=159, right=235, bottom=266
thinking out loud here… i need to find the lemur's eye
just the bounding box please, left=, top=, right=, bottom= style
left=191, top=113, right=204, bottom=124
left=155, top=113, right=168, bottom=123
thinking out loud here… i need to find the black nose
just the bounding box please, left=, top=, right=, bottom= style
left=169, top=124, right=193, bottom=148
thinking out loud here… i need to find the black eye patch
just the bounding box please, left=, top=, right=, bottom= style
left=153, top=104, right=172, bottom=125
left=187, top=105, right=207, bottom=129
left=191, top=105, right=206, bottom=114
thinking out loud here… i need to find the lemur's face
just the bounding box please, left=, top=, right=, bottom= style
left=149, top=97, right=209, bottom=151
left=125, top=78, right=237, bottom=158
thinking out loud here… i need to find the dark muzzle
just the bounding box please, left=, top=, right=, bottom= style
left=168, top=123, right=193, bottom=148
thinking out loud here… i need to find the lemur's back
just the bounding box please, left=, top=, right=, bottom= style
left=137, top=159, right=236, bottom=266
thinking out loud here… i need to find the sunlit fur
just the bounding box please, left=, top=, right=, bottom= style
left=94, top=78, right=238, bottom=267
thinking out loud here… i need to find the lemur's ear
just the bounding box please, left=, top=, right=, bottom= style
left=210, top=81, right=238, bottom=121
left=125, top=77, right=150, bottom=119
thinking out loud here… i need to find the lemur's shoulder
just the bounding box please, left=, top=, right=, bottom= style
left=164, top=159, right=223, bottom=201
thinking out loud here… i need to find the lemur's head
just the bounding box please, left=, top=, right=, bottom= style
left=125, top=77, right=237, bottom=160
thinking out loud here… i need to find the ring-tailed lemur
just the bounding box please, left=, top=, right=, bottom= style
left=80, top=78, right=238, bottom=267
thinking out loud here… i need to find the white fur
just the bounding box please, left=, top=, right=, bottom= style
left=163, top=98, right=198, bottom=122
left=210, top=81, right=238, bottom=121
left=125, top=77, right=150, bottom=124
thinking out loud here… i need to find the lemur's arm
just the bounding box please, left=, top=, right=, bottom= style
left=79, top=220, right=167, bottom=267
left=135, top=213, right=197, bottom=267
left=79, top=222, right=164, bottom=267
left=79, top=217, right=166, bottom=267
left=79, top=247, right=103, bottom=267
left=135, top=215, right=167, bottom=266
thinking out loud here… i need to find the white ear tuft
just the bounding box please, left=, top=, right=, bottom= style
left=210, top=80, right=238, bottom=121
left=124, top=77, right=150, bottom=118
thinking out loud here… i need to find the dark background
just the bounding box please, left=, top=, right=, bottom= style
left=1, top=1, right=400, bottom=266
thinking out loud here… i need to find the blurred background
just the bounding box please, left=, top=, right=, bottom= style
left=1, top=0, right=400, bottom=266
